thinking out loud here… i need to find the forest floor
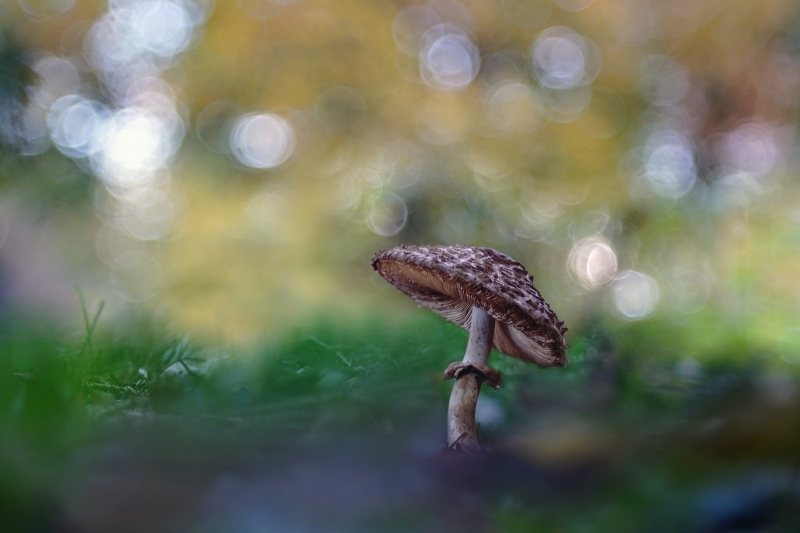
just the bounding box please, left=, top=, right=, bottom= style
left=2, top=311, right=799, bottom=532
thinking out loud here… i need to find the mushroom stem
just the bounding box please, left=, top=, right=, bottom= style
left=447, top=306, right=495, bottom=452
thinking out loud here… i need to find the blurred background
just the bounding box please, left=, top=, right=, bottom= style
left=1, top=0, right=799, bottom=354
left=2, top=0, right=800, bottom=531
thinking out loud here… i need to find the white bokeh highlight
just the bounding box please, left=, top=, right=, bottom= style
left=419, top=26, right=479, bottom=91
left=568, top=236, right=618, bottom=290
left=612, top=270, right=660, bottom=319
left=92, top=107, right=183, bottom=185
left=230, top=113, right=296, bottom=169
left=642, top=129, right=697, bottom=199
left=531, top=26, right=601, bottom=90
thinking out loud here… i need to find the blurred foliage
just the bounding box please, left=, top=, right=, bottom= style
left=0, top=0, right=798, bottom=358
left=1, top=315, right=799, bottom=531
left=0, top=30, right=35, bottom=149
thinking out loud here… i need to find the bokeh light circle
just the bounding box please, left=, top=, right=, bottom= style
left=612, top=270, right=660, bottom=319
left=717, top=123, right=783, bottom=177
left=366, top=193, right=408, bottom=236
left=127, top=0, right=196, bottom=58
left=230, top=113, right=296, bottom=169
left=642, top=130, right=697, bottom=199
left=47, top=95, right=110, bottom=158
left=92, top=106, right=184, bottom=184
left=531, top=26, right=601, bottom=89
left=568, top=236, right=618, bottom=290
left=85, top=0, right=204, bottom=79
left=419, top=26, right=479, bottom=91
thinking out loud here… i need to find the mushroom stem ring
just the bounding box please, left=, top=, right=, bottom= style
left=445, top=306, right=496, bottom=452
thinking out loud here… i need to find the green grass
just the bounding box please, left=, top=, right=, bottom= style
left=1, top=309, right=799, bottom=532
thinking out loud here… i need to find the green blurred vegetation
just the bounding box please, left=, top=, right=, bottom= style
left=1, top=313, right=799, bottom=531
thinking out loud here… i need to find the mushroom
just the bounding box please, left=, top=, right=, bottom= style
left=372, top=245, right=567, bottom=452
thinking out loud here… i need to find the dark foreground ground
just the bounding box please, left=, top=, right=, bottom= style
left=2, top=313, right=799, bottom=532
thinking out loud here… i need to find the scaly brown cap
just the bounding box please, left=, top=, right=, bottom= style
left=372, top=245, right=567, bottom=366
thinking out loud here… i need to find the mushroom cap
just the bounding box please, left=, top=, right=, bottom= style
left=372, top=245, right=567, bottom=367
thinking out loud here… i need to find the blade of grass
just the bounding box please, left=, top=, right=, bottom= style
left=76, top=288, right=105, bottom=369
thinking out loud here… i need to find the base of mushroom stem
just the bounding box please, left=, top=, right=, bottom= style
left=444, top=361, right=503, bottom=390
left=446, top=372, right=486, bottom=452
left=445, top=435, right=488, bottom=454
